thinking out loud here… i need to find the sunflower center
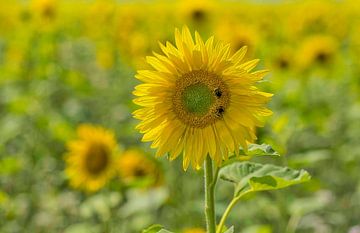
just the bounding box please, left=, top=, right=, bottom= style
left=182, top=84, right=214, bottom=115
left=316, top=51, right=330, bottom=63
left=172, top=70, right=230, bottom=128
left=85, top=143, right=109, bottom=175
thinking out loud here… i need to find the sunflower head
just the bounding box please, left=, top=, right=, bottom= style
left=177, top=0, right=214, bottom=25
left=31, top=0, right=57, bottom=20
left=297, top=34, right=338, bottom=69
left=270, top=46, right=293, bottom=71
left=216, top=21, right=260, bottom=56
left=133, top=26, right=272, bottom=170
left=118, top=149, right=162, bottom=187
left=64, top=124, right=119, bottom=192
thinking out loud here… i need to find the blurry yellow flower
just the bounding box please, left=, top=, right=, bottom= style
left=297, top=35, right=338, bottom=69
left=116, top=5, right=138, bottom=41
left=118, top=149, right=162, bottom=187
left=286, top=1, right=348, bottom=39
left=133, top=26, right=272, bottom=170
left=183, top=228, right=206, bottom=233
left=128, top=31, right=150, bottom=59
left=0, top=2, right=22, bottom=30
left=31, top=0, right=57, bottom=20
left=64, top=124, right=120, bottom=192
left=270, top=47, right=294, bottom=71
left=216, top=21, right=260, bottom=56
left=88, top=0, right=116, bottom=26
left=177, top=0, right=215, bottom=25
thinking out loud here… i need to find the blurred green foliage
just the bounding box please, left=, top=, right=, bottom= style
left=0, top=0, right=360, bottom=233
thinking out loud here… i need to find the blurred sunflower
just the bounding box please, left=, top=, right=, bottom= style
left=177, top=0, right=215, bottom=25
left=87, top=0, right=116, bottom=31
left=216, top=21, right=260, bottom=57
left=31, top=0, right=57, bottom=20
left=64, top=124, right=120, bottom=192
left=183, top=228, right=206, bottom=233
left=133, top=26, right=272, bottom=170
left=270, top=46, right=293, bottom=71
left=118, top=149, right=162, bottom=187
left=297, top=34, right=338, bottom=69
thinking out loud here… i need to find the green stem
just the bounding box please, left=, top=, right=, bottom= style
left=216, top=191, right=250, bottom=233
left=204, top=156, right=216, bottom=233
left=285, top=214, right=301, bottom=233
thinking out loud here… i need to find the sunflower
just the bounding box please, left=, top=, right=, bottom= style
left=64, top=124, right=120, bottom=192
left=133, top=26, right=272, bottom=170
left=215, top=20, right=260, bottom=57
left=183, top=228, right=206, bottom=233
left=176, top=0, right=215, bottom=25
left=31, top=0, right=57, bottom=20
left=297, top=34, right=338, bottom=69
left=270, top=46, right=293, bottom=71
left=118, top=149, right=162, bottom=187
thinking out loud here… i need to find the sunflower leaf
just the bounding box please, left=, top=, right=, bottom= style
left=223, top=226, right=235, bottom=233
left=241, top=143, right=280, bottom=157
left=219, top=161, right=311, bottom=197
left=222, top=144, right=280, bottom=167
left=141, top=224, right=167, bottom=233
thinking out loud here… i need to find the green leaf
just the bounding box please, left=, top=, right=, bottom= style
left=142, top=224, right=163, bottom=233
left=243, top=225, right=272, bottom=233
left=222, top=144, right=280, bottom=167
left=158, top=230, right=173, bottom=233
left=242, top=143, right=280, bottom=157
left=0, top=157, right=22, bottom=175
left=223, top=226, right=234, bottom=233
left=141, top=225, right=174, bottom=233
left=220, top=161, right=311, bottom=197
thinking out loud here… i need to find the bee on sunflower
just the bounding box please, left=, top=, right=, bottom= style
left=64, top=124, right=120, bottom=192
left=133, top=26, right=272, bottom=170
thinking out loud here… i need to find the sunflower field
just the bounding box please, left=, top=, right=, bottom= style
left=1, top=0, right=360, bottom=232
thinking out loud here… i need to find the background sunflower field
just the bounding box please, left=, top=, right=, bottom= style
left=1, top=0, right=360, bottom=232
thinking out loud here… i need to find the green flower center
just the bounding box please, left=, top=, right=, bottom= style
left=182, top=83, right=214, bottom=115
left=172, top=70, right=230, bottom=128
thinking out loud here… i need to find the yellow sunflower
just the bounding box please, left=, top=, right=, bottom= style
left=64, top=124, right=120, bottom=192
left=31, top=0, right=57, bottom=20
left=176, top=0, right=215, bottom=25
left=118, top=149, right=162, bottom=187
left=183, top=228, right=206, bottom=233
left=133, top=26, right=272, bottom=170
left=215, top=20, right=260, bottom=57
left=297, top=34, right=338, bottom=69
left=269, top=46, right=293, bottom=71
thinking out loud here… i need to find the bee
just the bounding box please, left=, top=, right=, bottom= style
left=216, top=106, right=225, bottom=117
left=214, top=88, right=222, bottom=98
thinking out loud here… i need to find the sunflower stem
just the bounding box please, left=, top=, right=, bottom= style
left=204, top=156, right=216, bottom=233
left=216, top=197, right=239, bottom=233
left=216, top=190, right=250, bottom=233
